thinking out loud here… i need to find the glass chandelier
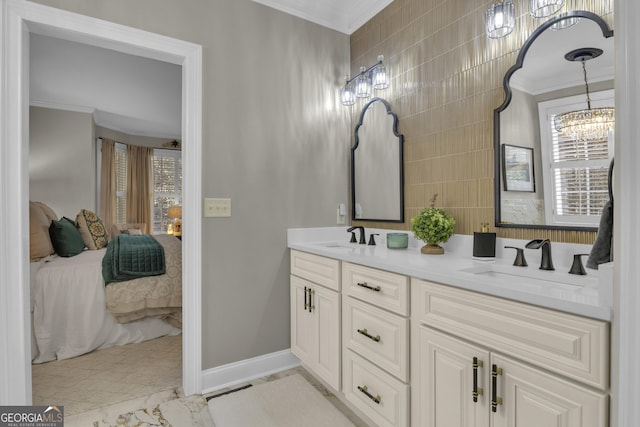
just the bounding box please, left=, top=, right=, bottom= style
left=554, top=48, right=615, bottom=141
left=341, top=55, right=389, bottom=106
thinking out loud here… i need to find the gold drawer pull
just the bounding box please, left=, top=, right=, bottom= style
left=357, top=282, right=381, bottom=292
left=357, top=385, right=381, bottom=404
left=357, top=328, right=381, bottom=342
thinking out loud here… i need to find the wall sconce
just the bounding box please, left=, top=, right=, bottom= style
left=341, top=55, right=389, bottom=107
left=486, top=0, right=566, bottom=39
left=486, top=1, right=516, bottom=39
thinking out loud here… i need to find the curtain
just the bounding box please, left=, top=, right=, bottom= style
left=126, top=145, right=154, bottom=233
left=99, top=138, right=116, bottom=234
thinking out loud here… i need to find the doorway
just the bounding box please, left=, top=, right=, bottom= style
left=0, top=0, right=202, bottom=403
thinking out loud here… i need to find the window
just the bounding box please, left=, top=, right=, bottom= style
left=538, top=90, right=614, bottom=227
left=97, top=140, right=182, bottom=234
left=152, top=149, right=182, bottom=233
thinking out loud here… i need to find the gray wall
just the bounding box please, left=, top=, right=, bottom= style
left=31, top=0, right=351, bottom=369
left=29, top=106, right=96, bottom=217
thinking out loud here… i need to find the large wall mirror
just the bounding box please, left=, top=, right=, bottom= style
left=494, top=11, right=614, bottom=231
left=352, top=97, right=404, bottom=222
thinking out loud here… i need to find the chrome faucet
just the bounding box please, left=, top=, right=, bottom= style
left=525, top=239, right=554, bottom=271
left=347, top=226, right=366, bottom=244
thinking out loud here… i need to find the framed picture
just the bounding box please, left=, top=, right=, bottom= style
left=502, top=144, right=535, bottom=192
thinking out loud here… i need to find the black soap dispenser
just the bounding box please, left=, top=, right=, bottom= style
left=473, top=223, right=496, bottom=259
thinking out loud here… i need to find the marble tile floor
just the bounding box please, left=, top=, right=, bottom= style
left=205, top=367, right=370, bottom=427
left=32, top=334, right=183, bottom=421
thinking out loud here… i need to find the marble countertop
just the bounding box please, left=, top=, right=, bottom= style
left=288, top=227, right=612, bottom=321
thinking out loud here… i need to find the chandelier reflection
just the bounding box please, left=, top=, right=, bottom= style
left=554, top=48, right=614, bottom=141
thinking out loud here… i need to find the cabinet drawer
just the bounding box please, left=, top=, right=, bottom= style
left=413, top=278, right=609, bottom=390
left=343, top=262, right=409, bottom=315
left=343, top=296, right=409, bottom=381
left=343, top=350, right=409, bottom=427
left=291, top=250, right=340, bottom=291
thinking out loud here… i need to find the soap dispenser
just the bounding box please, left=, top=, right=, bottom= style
left=473, top=223, right=496, bottom=259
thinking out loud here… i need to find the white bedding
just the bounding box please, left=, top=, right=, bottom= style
left=30, top=248, right=180, bottom=363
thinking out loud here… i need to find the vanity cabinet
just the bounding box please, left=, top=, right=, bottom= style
left=411, top=278, right=609, bottom=427
left=342, top=262, right=410, bottom=427
left=289, top=244, right=611, bottom=427
left=290, top=250, right=341, bottom=390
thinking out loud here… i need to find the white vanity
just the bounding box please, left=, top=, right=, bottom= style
left=288, top=227, right=612, bottom=427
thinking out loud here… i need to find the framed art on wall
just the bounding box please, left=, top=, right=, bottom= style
left=502, top=144, right=535, bottom=192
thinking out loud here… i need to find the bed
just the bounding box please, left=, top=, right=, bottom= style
left=29, top=201, right=182, bottom=363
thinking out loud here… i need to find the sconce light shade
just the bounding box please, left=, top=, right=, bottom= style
left=371, top=55, right=390, bottom=90
left=341, top=78, right=356, bottom=106
left=355, top=66, right=372, bottom=98
left=486, top=2, right=516, bottom=39
left=529, top=0, right=564, bottom=19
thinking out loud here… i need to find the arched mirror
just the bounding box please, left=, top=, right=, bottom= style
left=352, top=97, right=404, bottom=222
left=494, top=11, right=614, bottom=230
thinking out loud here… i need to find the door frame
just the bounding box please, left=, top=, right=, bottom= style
left=0, top=0, right=203, bottom=402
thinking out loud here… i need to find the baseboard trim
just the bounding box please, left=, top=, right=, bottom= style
left=201, top=349, right=300, bottom=394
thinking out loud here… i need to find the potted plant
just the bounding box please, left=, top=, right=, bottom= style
left=411, top=195, right=455, bottom=254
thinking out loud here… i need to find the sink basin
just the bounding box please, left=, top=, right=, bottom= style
left=318, top=242, right=357, bottom=249
left=458, top=264, right=597, bottom=289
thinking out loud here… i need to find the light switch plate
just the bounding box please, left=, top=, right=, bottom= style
left=204, top=198, right=231, bottom=217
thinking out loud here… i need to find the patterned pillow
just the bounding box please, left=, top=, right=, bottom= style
left=76, top=209, right=109, bottom=250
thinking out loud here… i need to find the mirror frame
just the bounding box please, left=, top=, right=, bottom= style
left=351, top=97, right=405, bottom=223
left=493, top=10, right=614, bottom=231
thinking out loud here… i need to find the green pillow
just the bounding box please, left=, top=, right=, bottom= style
left=49, top=217, right=85, bottom=257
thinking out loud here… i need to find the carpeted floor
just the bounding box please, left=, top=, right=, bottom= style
left=32, top=334, right=183, bottom=418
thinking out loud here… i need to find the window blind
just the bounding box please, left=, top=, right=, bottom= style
left=549, top=120, right=611, bottom=221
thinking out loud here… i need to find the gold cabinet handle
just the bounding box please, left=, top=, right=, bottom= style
left=357, top=282, right=381, bottom=292
left=357, top=385, right=381, bottom=404
left=357, top=328, right=381, bottom=342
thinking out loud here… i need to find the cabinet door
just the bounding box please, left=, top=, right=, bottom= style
left=290, top=275, right=316, bottom=365
left=491, top=354, right=608, bottom=427
left=417, top=326, right=490, bottom=427
left=313, top=284, right=341, bottom=390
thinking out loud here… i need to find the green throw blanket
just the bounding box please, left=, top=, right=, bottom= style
left=102, top=234, right=166, bottom=285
